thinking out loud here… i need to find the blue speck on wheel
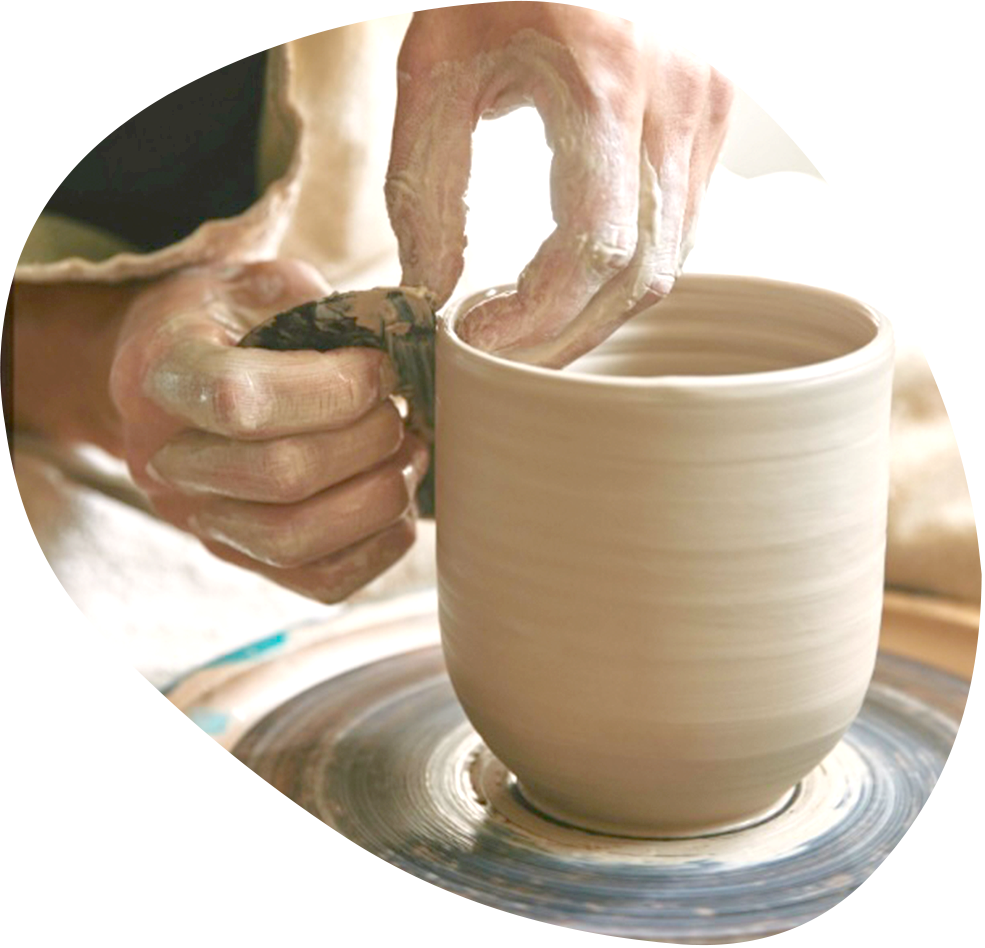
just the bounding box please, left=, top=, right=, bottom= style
left=188, top=708, right=231, bottom=736
left=204, top=632, right=288, bottom=667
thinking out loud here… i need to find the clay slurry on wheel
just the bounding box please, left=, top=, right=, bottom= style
left=238, top=286, right=437, bottom=515
left=232, top=646, right=963, bottom=943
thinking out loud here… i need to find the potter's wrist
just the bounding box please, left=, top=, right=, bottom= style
left=11, top=279, right=139, bottom=456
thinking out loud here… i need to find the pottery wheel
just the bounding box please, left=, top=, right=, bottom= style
left=212, top=596, right=968, bottom=945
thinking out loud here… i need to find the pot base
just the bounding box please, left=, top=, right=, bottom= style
left=167, top=592, right=970, bottom=944
left=514, top=778, right=798, bottom=840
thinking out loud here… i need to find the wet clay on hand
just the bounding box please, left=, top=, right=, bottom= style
left=387, top=4, right=733, bottom=367
left=238, top=286, right=437, bottom=515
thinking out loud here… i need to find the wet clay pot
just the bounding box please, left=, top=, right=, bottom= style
left=436, top=275, right=895, bottom=837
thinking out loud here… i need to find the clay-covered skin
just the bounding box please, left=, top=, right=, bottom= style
left=436, top=276, right=895, bottom=836
left=107, top=262, right=429, bottom=603
left=237, top=285, right=437, bottom=515
left=237, top=285, right=436, bottom=441
left=387, top=3, right=732, bottom=368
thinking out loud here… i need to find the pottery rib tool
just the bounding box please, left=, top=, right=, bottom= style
left=237, top=286, right=437, bottom=515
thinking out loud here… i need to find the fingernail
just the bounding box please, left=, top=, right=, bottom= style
left=187, top=513, right=256, bottom=560
left=401, top=461, right=420, bottom=505
left=247, top=271, right=286, bottom=305
left=188, top=510, right=223, bottom=540
left=390, top=394, right=410, bottom=420
left=381, top=514, right=416, bottom=558
left=144, top=459, right=169, bottom=486
left=649, top=272, right=676, bottom=299
left=379, top=357, right=400, bottom=397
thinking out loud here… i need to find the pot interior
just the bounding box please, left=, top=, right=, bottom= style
left=565, top=277, right=881, bottom=379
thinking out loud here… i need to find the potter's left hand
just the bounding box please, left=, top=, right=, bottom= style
left=386, top=2, right=733, bottom=366
left=107, top=261, right=428, bottom=603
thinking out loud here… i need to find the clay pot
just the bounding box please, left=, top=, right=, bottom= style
left=436, top=275, right=894, bottom=837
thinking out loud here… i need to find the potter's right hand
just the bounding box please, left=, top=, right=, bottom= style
left=108, top=260, right=429, bottom=602
left=386, top=2, right=733, bottom=367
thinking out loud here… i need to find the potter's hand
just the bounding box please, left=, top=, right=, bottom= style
left=386, top=2, right=733, bottom=366
left=109, top=260, right=429, bottom=602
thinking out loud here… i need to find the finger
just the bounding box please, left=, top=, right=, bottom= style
left=188, top=435, right=430, bottom=569
left=148, top=400, right=405, bottom=503
left=144, top=342, right=400, bottom=439
left=679, top=66, right=734, bottom=261
left=386, top=39, right=475, bottom=306
left=111, top=258, right=340, bottom=460
left=528, top=62, right=722, bottom=361
left=634, top=53, right=733, bottom=301
left=457, top=91, right=642, bottom=356
left=456, top=146, right=656, bottom=368
left=203, top=512, right=418, bottom=604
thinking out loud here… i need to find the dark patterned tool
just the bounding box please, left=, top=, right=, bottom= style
left=238, top=286, right=437, bottom=515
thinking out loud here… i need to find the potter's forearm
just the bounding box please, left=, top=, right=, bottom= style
left=11, top=279, right=139, bottom=455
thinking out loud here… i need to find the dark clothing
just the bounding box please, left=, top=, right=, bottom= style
left=44, top=52, right=267, bottom=253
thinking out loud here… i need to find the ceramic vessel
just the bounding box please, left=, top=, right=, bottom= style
left=436, top=275, right=895, bottom=837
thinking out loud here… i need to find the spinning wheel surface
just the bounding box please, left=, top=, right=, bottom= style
left=168, top=593, right=971, bottom=943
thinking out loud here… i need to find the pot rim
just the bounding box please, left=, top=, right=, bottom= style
left=440, top=274, right=894, bottom=393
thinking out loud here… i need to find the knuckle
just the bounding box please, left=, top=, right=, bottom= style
left=369, top=465, right=413, bottom=518
left=668, top=54, right=711, bottom=116
left=579, top=226, right=637, bottom=278
left=317, top=521, right=415, bottom=604
left=391, top=467, right=415, bottom=512
left=384, top=172, right=413, bottom=213
left=260, top=525, right=309, bottom=570
left=308, top=557, right=366, bottom=605
left=583, top=71, right=639, bottom=122
left=381, top=399, right=407, bottom=438
left=326, top=366, right=369, bottom=423
left=108, top=341, right=145, bottom=420
left=707, top=70, right=735, bottom=125
left=372, top=404, right=407, bottom=462
left=262, top=440, right=312, bottom=504
left=360, top=463, right=414, bottom=522
left=316, top=584, right=351, bottom=606
left=207, top=364, right=268, bottom=437
left=199, top=506, right=307, bottom=570
left=395, top=22, right=431, bottom=76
